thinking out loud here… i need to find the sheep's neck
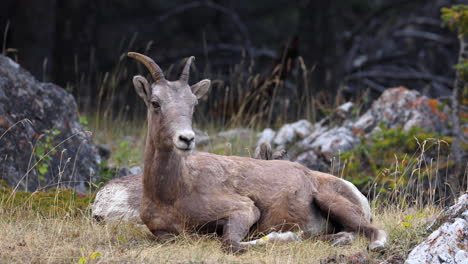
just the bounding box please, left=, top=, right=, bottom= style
left=142, top=115, right=186, bottom=204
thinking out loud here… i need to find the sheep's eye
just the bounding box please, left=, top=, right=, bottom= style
left=151, top=101, right=160, bottom=110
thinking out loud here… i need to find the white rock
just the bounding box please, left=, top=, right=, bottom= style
left=257, top=128, right=276, bottom=145
left=273, top=124, right=296, bottom=146
left=405, top=194, right=468, bottom=264
left=353, top=87, right=449, bottom=135
left=273, top=119, right=313, bottom=146
left=7, top=57, right=19, bottom=69
left=310, top=127, right=357, bottom=158
left=290, top=119, right=313, bottom=138
left=405, top=218, right=467, bottom=264
left=338, top=102, right=355, bottom=113
left=427, top=194, right=468, bottom=230
left=297, top=124, right=329, bottom=150
left=352, top=111, right=375, bottom=135
left=337, top=102, right=355, bottom=118
left=454, top=250, right=468, bottom=264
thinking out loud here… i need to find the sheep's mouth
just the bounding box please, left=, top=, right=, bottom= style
left=175, top=146, right=193, bottom=153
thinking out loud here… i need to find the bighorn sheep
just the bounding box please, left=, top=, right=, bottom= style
left=104, top=52, right=387, bottom=252
left=91, top=143, right=287, bottom=224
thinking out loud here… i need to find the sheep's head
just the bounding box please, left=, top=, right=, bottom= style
left=128, top=52, right=210, bottom=153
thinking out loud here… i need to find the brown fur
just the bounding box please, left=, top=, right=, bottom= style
left=128, top=52, right=387, bottom=252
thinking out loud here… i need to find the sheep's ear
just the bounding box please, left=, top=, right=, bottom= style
left=133, top=75, right=151, bottom=107
left=191, top=79, right=211, bottom=99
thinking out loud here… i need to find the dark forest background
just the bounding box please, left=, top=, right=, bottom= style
left=0, top=0, right=465, bottom=125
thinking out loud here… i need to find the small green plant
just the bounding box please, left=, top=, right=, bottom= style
left=33, top=129, right=61, bottom=181
left=88, top=160, right=118, bottom=192
left=441, top=5, right=468, bottom=92
left=441, top=5, right=468, bottom=37
left=113, top=139, right=140, bottom=168
left=78, top=249, right=101, bottom=264
left=79, top=116, right=89, bottom=130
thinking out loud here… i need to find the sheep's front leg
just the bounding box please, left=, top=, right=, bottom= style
left=222, top=207, right=260, bottom=253
left=141, top=199, right=180, bottom=243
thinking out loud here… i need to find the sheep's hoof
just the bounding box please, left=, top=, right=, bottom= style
left=369, top=230, right=387, bottom=252
left=222, top=241, right=246, bottom=254
left=368, top=241, right=386, bottom=253
left=330, top=232, right=354, bottom=246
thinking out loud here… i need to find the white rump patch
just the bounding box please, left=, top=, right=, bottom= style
left=91, top=184, right=142, bottom=223
left=341, top=179, right=371, bottom=221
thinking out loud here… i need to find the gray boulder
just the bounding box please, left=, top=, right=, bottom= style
left=257, top=128, right=276, bottom=145
left=273, top=119, right=313, bottom=147
left=259, top=87, right=451, bottom=171
left=0, top=55, right=100, bottom=193
left=308, top=127, right=357, bottom=159
left=405, top=194, right=467, bottom=264
left=352, top=87, right=450, bottom=135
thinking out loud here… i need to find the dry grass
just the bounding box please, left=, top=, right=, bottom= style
left=0, top=114, right=447, bottom=263
left=0, top=200, right=438, bottom=264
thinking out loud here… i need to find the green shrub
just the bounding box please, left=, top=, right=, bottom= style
left=340, top=125, right=452, bottom=199
left=33, top=129, right=61, bottom=181
left=113, top=139, right=141, bottom=168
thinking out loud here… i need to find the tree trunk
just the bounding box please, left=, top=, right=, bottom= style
left=449, top=34, right=468, bottom=196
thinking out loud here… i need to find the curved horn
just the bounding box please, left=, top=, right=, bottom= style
left=179, top=56, right=195, bottom=83
left=127, top=52, right=165, bottom=82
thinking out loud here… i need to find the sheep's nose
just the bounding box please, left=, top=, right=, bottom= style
left=179, top=134, right=194, bottom=145
left=174, top=130, right=196, bottom=150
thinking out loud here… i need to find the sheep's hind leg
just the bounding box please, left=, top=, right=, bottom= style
left=222, top=207, right=260, bottom=253
left=314, top=192, right=387, bottom=251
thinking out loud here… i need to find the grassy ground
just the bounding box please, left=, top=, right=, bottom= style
left=0, top=199, right=438, bottom=264
left=0, top=118, right=443, bottom=263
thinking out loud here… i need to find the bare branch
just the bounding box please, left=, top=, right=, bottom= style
left=406, top=17, right=442, bottom=27
left=360, top=78, right=386, bottom=93
left=394, top=29, right=453, bottom=45
left=347, top=52, right=410, bottom=73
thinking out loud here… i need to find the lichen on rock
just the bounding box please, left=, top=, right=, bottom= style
left=259, top=87, right=451, bottom=175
